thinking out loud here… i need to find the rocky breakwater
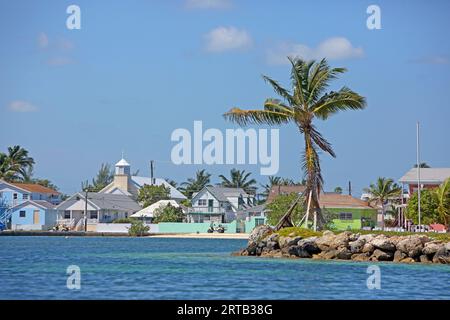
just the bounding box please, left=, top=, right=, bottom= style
left=234, top=225, right=450, bottom=264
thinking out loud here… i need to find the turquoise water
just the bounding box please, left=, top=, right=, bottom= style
left=0, top=236, right=449, bottom=299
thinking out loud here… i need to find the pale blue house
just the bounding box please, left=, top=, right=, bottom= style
left=0, top=179, right=61, bottom=230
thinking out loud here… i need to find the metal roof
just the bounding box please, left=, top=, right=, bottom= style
left=56, top=192, right=141, bottom=212
left=399, top=168, right=450, bottom=184
left=131, top=176, right=187, bottom=200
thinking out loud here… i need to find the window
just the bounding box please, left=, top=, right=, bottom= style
left=23, top=194, right=29, bottom=200
left=13, top=193, right=18, bottom=200
left=19, top=210, right=26, bottom=218
left=339, top=212, right=353, bottom=220
left=90, top=211, right=98, bottom=219
left=64, top=211, right=71, bottom=219
left=198, top=199, right=207, bottom=206
left=255, top=218, right=265, bottom=227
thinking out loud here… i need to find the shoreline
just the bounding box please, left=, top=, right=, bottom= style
left=0, top=230, right=248, bottom=239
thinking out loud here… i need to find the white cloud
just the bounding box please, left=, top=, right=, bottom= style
left=185, top=0, right=231, bottom=9
left=204, top=27, right=252, bottom=53
left=37, top=32, right=49, bottom=49
left=7, top=100, right=38, bottom=113
left=267, top=37, right=364, bottom=65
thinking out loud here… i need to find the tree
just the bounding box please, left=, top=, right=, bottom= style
left=414, top=162, right=430, bottom=168
left=219, top=169, right=257, bottom=194
left=407, top=189, right=439, bottom=225
left=180, top=169, right=211, bottom=199
left=128, top=220, right=150, bottom=237
left=334, top=186, right=343, bottom=194
left=265, top=193, right=304, bottom=226
left=224, top=57, right=366, bottom=228
left=435, top=178, right=450, bottom=228
left=364, top=177, right=402, bottom=230
left=91, top=163, right=114, bottom=192
left=153, top=204, right=184, bottom=223
left=260, top=176, right=299, bottom=200
left=0, top=145, right=35, bottom=182
left=165, top=178, right=178, bottom=188
left=137, top=184, right=170, bottom=207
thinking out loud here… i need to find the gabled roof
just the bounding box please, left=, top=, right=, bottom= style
left=195, top=186, right=249, bottom=202
left=10, top=182, right=60, bottom=195
left=130, top=200, right=180, bottom=218
left=399, top=168, right=450, bottom=184
left=319, top=193, right=373, bottom=209
left=131, top=176, right=187, bottom=200
left=12, top=200, right=56, bottom=210
left=56, top=192, right=141, bottom=212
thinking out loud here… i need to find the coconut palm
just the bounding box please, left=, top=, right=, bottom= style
left=219, top=169, right=257, bottom=194
left=0, top=146, right=34, bottom=182
left=180, top=169, right=212, bottom=199
left=414, top=162, right=431, bottom=168
left=435, top=178, right=450, bottom=228
left=260, top=176, right=298, bottom=199
left=364, top=177, right=402, bottom=231
left=224, top=57, right=366, bottom=227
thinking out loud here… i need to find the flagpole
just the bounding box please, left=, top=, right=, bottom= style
left=416, top=122, right=421, bottom=230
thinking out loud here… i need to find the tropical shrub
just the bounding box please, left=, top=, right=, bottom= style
left=137, top=184, right=170, bottom=207
left=265, top=193, right=303, bottom=226
left=406, top=189, right=439, bottom=225
left=128, top=220, right=150, bottom=236
left=153, top=204, right=184, bottom=223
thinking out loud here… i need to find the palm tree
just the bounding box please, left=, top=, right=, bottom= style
left=180, top=169, right=212, bottom=199
left=219, top=169, right=257, bottom=194
left=435, top=178, right=450, bottom=228
left=334, top=186, right=343, bottom=194
left=0, top=146, right=34, bottom=182
left=224, top=57, right=366, bottom=227
left=165, top=178, right=178, bottom=188
left=91, top=163, right=114, bottom=192
left=364, top=177, right=402, bottom=231
left=260, top=176, right=298, bottom=199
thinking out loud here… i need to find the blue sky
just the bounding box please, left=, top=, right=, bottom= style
left=1, top=0, right=449, bottom=196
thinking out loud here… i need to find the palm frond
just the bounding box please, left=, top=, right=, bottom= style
left=262, top=75, right=295, bottom=105
left=312, top=86, right=367, bottom=119
left=223, top=108, right=292, bottom=126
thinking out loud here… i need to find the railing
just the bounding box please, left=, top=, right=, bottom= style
left=187, top=207, right=226, bottom=214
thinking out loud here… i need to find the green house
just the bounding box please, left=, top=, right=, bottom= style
left=319, top=192, right=377, bottom=230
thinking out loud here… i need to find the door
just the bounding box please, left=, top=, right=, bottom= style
left=33, top=210, right=40, bottom=224
left=208, top=199, right=214, bottom=212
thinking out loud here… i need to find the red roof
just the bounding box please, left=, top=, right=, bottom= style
left=11, top=182, right=60, bottom=195
left=429, top=224, right=447, bottom=232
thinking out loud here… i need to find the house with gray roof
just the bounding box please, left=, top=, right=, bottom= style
left=399, top=168, right=450, bottom=194
left=188, top=186, right=257, bottom=223
left=56, top=192, right=141, bottom=230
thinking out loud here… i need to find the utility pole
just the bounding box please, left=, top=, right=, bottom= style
left=348, top=181, right=352, bottom=196
left=416, top=122, right=421, bottom=230
left=84, top=188, right=88, bottom=232
left=150, top=160, right=154, bottom=185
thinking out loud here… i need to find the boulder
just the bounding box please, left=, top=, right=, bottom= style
left=321, top=249, right=338, bottom=260
left=351, top=253, right=371, bottom=262
left=246, top=242, right=258, bottom=256
left=287, top=236, right=303, bottom=247
left=315, top=232, right=337, bottom=251
left=248, top=225, right=273, bottom=244
left=266, top=240, right=280, bottom=250
left=371, top=236, right=396, bottom=252
left=433, top=246, right=450, bottom=264
left=419, top=255, right=431, bottom=263
left=295, top=247, right=313, bottom=258
left=393, top=250, right=407, bottom=262
left=396, top=236, right=423, bottom=258
left=371, top=249, right=394, bottom=261
left=329, top=231, right=351, bottom=249
left=422, top=241, right=443, bottom=255
left=358, top=234, right=375, bottom=243
left=349, top=238, right=366, bottom=254
left=297, top=238, right=321, bottom=255
left=336, top=247, right=352, bottom=260
left=362, top=243, right=375, bottom=254
left=266, top=233, right=279, bottom=243
left=278, top=236, right=292, bottom=249
left=400, top=257, right=416, bottom=263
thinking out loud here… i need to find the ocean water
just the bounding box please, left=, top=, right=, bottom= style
left=0, top=236, right=448, bottom=300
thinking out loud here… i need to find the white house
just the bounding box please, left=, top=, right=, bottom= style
left=188, top=186, right=257, bottom=223
left=99, top=157, right=186, bottom=201
left=130, top=199, right=182, bottom=223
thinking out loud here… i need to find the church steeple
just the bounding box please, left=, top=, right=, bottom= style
left=115, top=157, right=130, bottom=176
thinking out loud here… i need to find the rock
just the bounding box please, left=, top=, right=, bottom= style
left=396, top=237, right=423, bottom=258
left=433, top=246, right=450, bottom=264
left=371, top=236, right=396, bottom=252
left=315, top=232, right=336, bottom=251
left=248, top=225, right=272, bottom=244
left=351, top=253, right=371, bottom=262
left=287, top=246, right=299, bottom=256
left=362, top=243, right=375, bottom=254
left=393, top=250, right=407, bottom=262
left=349, top=233, right=360, bottom=242
left=297, top=238, right=321, bottom=255
left=358, top=234, right=375, bottom=242
left=445, top=242, right=450, bottom=251
left=336, top=247, right=352, bottom=260
left=296, top=247, right=313, bottom=258
left=419, top=255, right=431, bottom=263
left=287, top=236, right=303, bottom=247
left=349, top=238, right=366, bottom=254
left=246, top=242, right=258, bottom=256
left=322, top=230, right=334, bottom=237
left=400, top=257, right=416, bottom=263
left=371, top=249, right=394, bottom=261
left=278, top=236, right=292, bottom=248
left=266, top=240, right=280, bottom=250
left=422, top=241, right=443, bottom=255
left=321, top=250, right=338, bottom=260
left=329, top=231, right=351, bottom=249
left=266, top=233, right=279, bottom=243
left=312, top=254, right=322, bottom=260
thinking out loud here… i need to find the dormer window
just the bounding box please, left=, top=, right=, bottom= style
left=23, top=194, right=29, bottom=200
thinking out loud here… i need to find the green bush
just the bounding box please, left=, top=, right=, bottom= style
left=113, top=218, right=138, bottom=224
left=128, top=220, right=150, bottom=237
left=153, top=204, right=184, bottom=223
left=265, top=193, right=304, bottom=226
left=276, top=227, right=322, bottom=238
